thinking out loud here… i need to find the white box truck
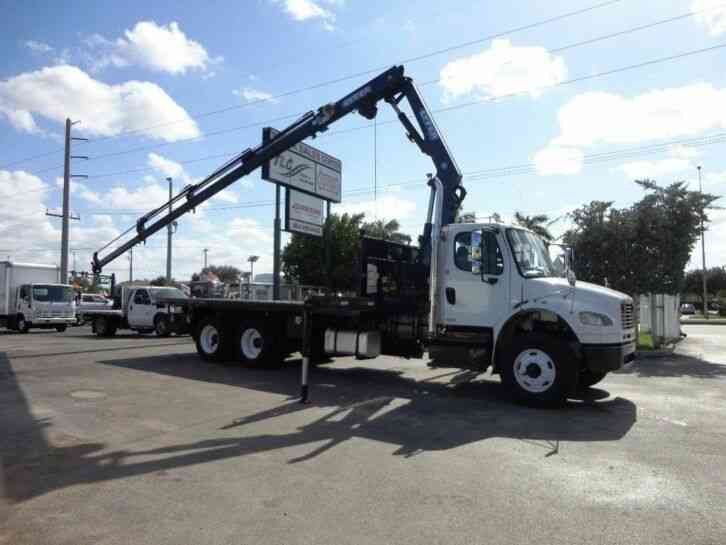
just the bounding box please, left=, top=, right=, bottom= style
left=0, top=261, right=76, bottom=333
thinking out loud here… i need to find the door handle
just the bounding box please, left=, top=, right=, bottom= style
left=484, top=277, right=498, bottom=285
left=445, top=287, right=456, bottom=305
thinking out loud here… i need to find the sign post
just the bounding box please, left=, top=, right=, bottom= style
left=262, top=128, right=342, bottom=299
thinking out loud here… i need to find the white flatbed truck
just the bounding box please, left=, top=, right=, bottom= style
left=91, top=65, right=635, bottom=406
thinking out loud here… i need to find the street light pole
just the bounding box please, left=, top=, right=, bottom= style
left=166, top=177, right=173, bottom=283
left=203, top=248, right=208, bottom=269
left=248, top=255, right=259, bottom=284
left=697, top=165, right=708, bottom=319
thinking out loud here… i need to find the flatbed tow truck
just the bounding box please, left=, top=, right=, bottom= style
left=92, top=65, right=635, bottom=406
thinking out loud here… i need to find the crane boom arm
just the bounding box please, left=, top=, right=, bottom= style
left=92, top=65, right=464, bottom=273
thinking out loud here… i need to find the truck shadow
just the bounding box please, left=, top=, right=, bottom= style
left=614, top=354, right=726, bottom=379
left=1, top=350, right=637, bottom=505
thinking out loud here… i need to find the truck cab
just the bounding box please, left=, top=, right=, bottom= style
left=12, top=283, right=76, bottom=332
left=88, top=285, right=188, bottom=337
left=431, top=222, right=636, bottom=401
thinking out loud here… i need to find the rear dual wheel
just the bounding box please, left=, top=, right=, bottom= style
left=194, top=317, right=282, bottom=367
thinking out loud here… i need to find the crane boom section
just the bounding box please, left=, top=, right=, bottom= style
left=92, top=65, right=464, bottom=273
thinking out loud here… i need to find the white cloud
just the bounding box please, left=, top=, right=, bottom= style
left=85, top=21, right=218, bottom=75
left=107, top=181, right=170, bottom=211
left=439, top=39, right=567, bottom=103
left=148, top=152, right=186, bottom=180
left=692, top=0, right=726, bottom=36
left=55, top=177, right=102, bottom=204
left=616, top=157, right=693, bottom=180
left=233, top=86, right=278, bottom=104
left=534, top=82, right=726, bottom=175
left=532, top=145, right=583, bottom=176
left=273, top=0, right=338, bottom=30
left=24, top=40, right=53, bottom=53
left=334, top=195, right=416, bottom=221
left=0, top=65, right=200, bottom=141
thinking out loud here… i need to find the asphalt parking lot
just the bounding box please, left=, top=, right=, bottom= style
left=1, top=325, right=725, bottom=545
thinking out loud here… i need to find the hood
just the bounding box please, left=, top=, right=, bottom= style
left=526, top=277, right=632, bottom=307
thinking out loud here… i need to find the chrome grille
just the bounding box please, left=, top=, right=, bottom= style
left=621, top=302, right=635, bottom=329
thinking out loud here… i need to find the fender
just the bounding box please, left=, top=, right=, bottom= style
left=492, top=305, right=581, bottom=372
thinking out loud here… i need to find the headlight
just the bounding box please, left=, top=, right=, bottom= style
left=579, top=311, right=613, bottom=326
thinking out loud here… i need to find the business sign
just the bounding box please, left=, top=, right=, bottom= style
left=261, top=127, right=342, bottom=202
left=285, top=189, right=323, bottom=237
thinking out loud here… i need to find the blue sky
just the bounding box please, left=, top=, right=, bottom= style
left=1, top=0, right=725, bottom=281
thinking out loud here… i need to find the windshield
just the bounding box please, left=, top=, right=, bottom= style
left=32, top=285, right=74, bottom=303
left=506, top=229, right=556, bottom=278
left=151, top=288, right=188, bottom=300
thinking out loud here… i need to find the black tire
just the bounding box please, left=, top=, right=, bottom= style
left=16, top=315, right=30, bottom=334
left=195, top=317, right=231, bottom=363
left=580, top=369, right=607, bottom=388
left=234, top=320, right=283, bottom=367
left=94, top=316, right=117, bottom=337
left=500, top=333, right=578, bottom=407
left=55, top=325, right=67, bottom=333
left=154, top=315, right=171, bottom=337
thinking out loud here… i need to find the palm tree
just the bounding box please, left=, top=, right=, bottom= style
left=514, top=212, right=554, bottom=241
left=362, top=218, right=411, bottom=244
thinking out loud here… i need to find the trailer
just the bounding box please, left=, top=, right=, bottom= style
left=0, top=261, right=76, bottom=332
left=92, top=65, right=636, bottom=406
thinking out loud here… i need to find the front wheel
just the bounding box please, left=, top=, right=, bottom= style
left=55, top=325, right=67, bottom=333
left=16, top=315, right=30, bottom=333
left=501, top=333, right=578, bottom=407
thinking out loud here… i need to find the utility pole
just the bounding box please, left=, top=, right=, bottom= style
left=166, top=177, right=173, bottom=283
left=697, top=165, right=708, bottom=319
left=58, top=118, right=88, bottom=283
left=128, top=248, right=134, bottom=282
left=203, top=248, right=208, bottom=269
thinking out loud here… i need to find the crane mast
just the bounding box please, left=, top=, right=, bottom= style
left=92, top=65, right=465, bottom=274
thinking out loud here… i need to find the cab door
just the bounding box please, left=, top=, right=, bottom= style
left=441, top=229, right=509, bottom=328
left=127, top=289, right=153, bottom=328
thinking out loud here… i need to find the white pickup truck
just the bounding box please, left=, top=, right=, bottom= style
left=0, top=261, right=76, bottom=333
left=84, top=285, right=188, bottom=337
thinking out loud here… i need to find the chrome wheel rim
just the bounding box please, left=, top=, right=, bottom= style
left=200, top=324, right=220, bottom=354
left=240, top=328, right=263, bottom=359
left=513, top=348, right=556, bottom=393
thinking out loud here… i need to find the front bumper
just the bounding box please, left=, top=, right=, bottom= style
left=582, top=341, right=636, bottom=373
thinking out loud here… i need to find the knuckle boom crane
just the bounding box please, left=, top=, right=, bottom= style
left=89, top=65, right=636, bottom=408
left=92, top=65, right=466, bottom=274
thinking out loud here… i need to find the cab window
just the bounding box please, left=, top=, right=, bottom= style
left=133, top=289, right=150, bottom=305
left=454, top=232, right=472, bottom=272
left=482, top=232, right=505, bottom=276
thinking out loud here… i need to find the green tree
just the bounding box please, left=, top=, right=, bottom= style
left=191, top=265, right=242, bottom=284
left=282, top=213, right=364, bottom=291
left=683, top=267, right=726, bottom=309
left=361, top=218, right=411, bottom=244
left=514, top=212, right=554, bottom=241
left=564, top=180, right=719, bottom=296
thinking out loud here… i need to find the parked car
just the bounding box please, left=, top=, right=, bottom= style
left=680, top=303, right=696, bottom=315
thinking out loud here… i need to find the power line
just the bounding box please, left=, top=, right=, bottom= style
left=44, top=38, right=726, bottom=189
left=0, top=0, right=626, bottom=170
left=61, top=129, right=726, bottom=219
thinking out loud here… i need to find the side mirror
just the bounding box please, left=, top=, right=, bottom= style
left=469, top=230, right=483, bottom=275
